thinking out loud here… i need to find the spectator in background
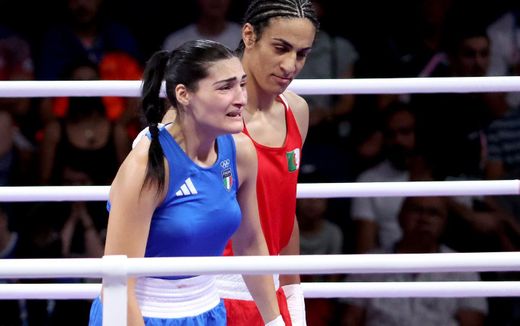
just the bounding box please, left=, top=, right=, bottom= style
left=297, top=169, right=344, bottom=280
left=296, top=0, right=359, bottom=141
left=48, top=163, right=105, bottom=326
left=350, top=101, right=432, bottom=254
left=411, top=22, right=507, bottom=181
left=162, top=0, right=242, bottom=51
left=484, top=2, right=520, bottom=183
left=58, top=165, right=105, bottom=259
left=36, top=0, right=141, bottom=81
left=0, top=108, right=35, bottom=186
left=403, top=21, right=520, bottom=257
left=16, top=204, right=64, bottom=326
left=0, top=204, right=23, bottom=325
left=341, top=196, right=488, bottom=326
left=297, top=168, right=344, bottom=326
left=487, top=4, right=520, bottom=109
left=35, top=0, right=142, bottom=125
left=482, top=98, right=520, bottom=222
left=0, top=25, right=41, bottom=145
left=39, top=60, right=129, bottom=185
left=297, top=0, right=359, bottom=185
left=399, top=0, right=454, bottom=78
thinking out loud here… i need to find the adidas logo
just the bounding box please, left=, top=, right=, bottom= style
left=176, top=178, right=198, bottom=196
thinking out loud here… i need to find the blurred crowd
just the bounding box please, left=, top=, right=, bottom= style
left=1, top=0, right=520, bottom=325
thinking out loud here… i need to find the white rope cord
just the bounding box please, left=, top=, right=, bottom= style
left=1, top=253, right=519, bottom=279
left=0, top=253, right=519, bottom=300
left=0, top=180, right=518, bottom=201
left=0, top=283, right=101, bottom=300
left=2, top=281, right=520, bottom=299
left=1, top=76, right=520, bottom=97
left=0, top=79, right=519, bottom=324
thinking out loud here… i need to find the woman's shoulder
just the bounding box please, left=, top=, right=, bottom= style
left=231, top=133, right=256, bottom=161
left=281, top=90, right=309, bottom=139
left=281, top=90, right=309, bottom=113
left=231, top=132, right=255, bottom=151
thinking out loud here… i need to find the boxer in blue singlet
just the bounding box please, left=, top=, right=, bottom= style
left=88, top=40, right=284, bottom=326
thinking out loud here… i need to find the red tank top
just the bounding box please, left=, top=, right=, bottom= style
left=225, top=95, right=302, bottom=256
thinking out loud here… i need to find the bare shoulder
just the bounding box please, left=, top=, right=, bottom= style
left=283, top=90, right=309, bottom=112
left=232, top=133, right=257, bottom=187
left=282, top=90, right=309, bottom=141
left=232, top=132, right=257, bottom=164
left=113, top=139, right=151, bottom=187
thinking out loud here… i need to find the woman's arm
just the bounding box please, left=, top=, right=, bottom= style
left=280, top=92, right=309, bottom=324
left=279, top=218, right=300, bottom=284
left=103, top=140, right=164, bottom=326
left=113, top=121, right=131, bottom=164
left=61, top=202, right=104, bottom=258
left=232, top=133, right=282, bottom=324
left=39, top=120, right=61, bottom=184
left=279, top=90, right=308, bottom=284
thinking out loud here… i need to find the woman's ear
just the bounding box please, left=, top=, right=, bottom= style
left=242, top=23, right=256, bottom=48
left=175, top=84, right=190, bottom=107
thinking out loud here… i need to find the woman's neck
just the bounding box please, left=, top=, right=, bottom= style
left=170, top=120, right=218, bottom=167
left=245, top=82, right=277, bottom=113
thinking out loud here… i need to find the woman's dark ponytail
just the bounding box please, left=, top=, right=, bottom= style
left=140, top=51, right=169, bottom=195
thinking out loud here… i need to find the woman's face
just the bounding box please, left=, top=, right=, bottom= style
left=185, top=57, right=247, bottom=135
left=244, top=17, right=316, bottom=95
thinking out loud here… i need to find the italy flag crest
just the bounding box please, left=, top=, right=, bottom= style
left=222, top=168, right=233, bottom=191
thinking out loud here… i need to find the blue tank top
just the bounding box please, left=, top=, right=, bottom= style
left=107, top=127, right=242, bottom=276
left=145, top=127, right=242, bottom=259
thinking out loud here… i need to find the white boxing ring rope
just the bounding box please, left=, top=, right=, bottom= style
left=1, top=253, right=520, bottom=297
left=2, top=77, right=520, bottom=325
left=0, top=179, right=519, bottom=201
left=1, top=76, right=520, bottom=97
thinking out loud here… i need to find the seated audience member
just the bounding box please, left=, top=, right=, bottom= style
left=0, top=205, right=23, bottom=325
left=482, top=99, right=520, bottom=221
left=0, top=25, right=41, bottom=145
left=39, top=60, right=130, bottom=185
left=36, top=0, right=141, bottom=81
left=341, top=196, right=488, bottom=326
left=162, top=0, right=241, bottom=51
left=296, top=0, right=359, bottom=141
left=0, top=108, right=35, bottom=186
left=411, top=22, right=507, bottom=181
left=351, top=101, right=432, bottom=254
left=35, top=0, right=142, bottom=125
left=297, top=169, right=344, bottom=326
left=486, top=6, right=520, bottom=109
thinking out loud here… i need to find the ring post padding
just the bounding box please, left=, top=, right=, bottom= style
left=102, top=255, right=128, bottom=326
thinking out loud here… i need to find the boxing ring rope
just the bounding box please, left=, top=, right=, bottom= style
left=2, top=77, right=520, bottom=325
left=0, top=253, right=520, bottom=325
left=1, top=76, right=520, bottom=97
left=3, top=282, right=520, bottom=300
left=1, top=253, right=520, bottom=294
left=0, top=179, right=519, bottom=201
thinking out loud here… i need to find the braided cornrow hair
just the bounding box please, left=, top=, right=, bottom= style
left=236, top=0, right=320, bottom=55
